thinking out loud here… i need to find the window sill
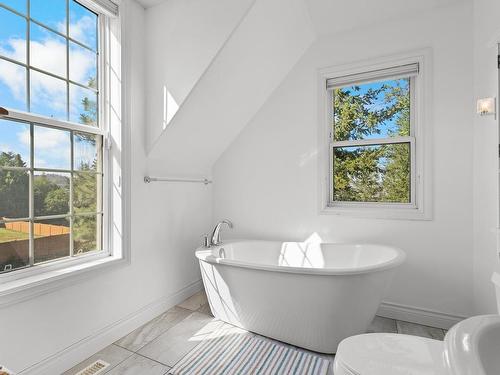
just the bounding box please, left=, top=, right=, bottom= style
left=320, top=205, right=432, bottom=220
left=0, top=254, right=128, bottom=308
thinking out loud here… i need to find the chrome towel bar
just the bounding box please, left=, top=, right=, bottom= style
left=144, top=176, right=212, bottom=185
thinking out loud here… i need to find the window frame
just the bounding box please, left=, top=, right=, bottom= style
left=328, top=74, right=417, bottom=209
left=317, top=50, right=433, bottom=220
left=0, top=0, right=118, bottom=285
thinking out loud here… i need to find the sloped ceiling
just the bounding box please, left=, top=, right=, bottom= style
left=304, top=0, right=466, bottom=36
left=147, top=0, right=316, bottom=175
left=139, top=0, right=465, bottom=32
left=143, top=0, right=466, bottom=176
left=144, top=0, right=255, bottom=150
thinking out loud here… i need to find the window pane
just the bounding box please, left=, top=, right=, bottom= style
left=0, top=220, right=29, bottom=273
left=0, top=0, right=27, bottom=15
left=333, top=78, right=410, bottom=141
left=69, top=41, right=97, bottom=88
left=34, top=172, right=70, bottom=217
left=30, top=70, right=67, bottom=120
left=0, top=7, right=27, bottom=63
left=74, top=132, right=99, bottom=171
left=30, top=0, right=66, bottom=32
left=34, top=217, right=70, bottom=263
left=30, top=22, right=67, bottom=78
left=0, top=59, right=27, bottom=111
left=34, top=125, right=71, bottom=169
left=73, top=214, right=100, bottom=255
left=333, top=143, right=411, bottom=203
left=69, top=0, right=97, bottom=51
left=73, top=172, right=98, bottom=213
left=0, top=170, right=29, bottom=219
left=0, top=119, right=30, bottom=167
left=69, top=83, right=97, bottom=126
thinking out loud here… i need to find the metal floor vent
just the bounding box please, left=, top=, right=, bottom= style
left=75, top=360, right=110, bottom=375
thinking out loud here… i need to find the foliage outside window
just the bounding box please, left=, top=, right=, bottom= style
left=0, top=0, right=104, bottom=274
left=329, top=65, right=418, bottom=206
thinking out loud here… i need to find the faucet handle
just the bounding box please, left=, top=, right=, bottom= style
left=201, top=234, right=210, bottom=248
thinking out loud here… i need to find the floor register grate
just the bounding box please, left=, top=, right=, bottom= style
left=75, top=360, right=110, bottom=375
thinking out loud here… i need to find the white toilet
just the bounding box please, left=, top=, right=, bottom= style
left=333, top=273, right=500, bottom=375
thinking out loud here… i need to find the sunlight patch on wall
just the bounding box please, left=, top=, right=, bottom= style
left=163, top=85, right=179, bottom=130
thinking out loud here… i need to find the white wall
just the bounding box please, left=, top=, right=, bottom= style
left=145, top=0, right=255, bottom=149
left=0, top=0, right=212, bottom=372
left=472, top=0, right=500, bottom=314
left=146, top=0, right=315, bottom=176
left=213, top=2, right=475, bottom=321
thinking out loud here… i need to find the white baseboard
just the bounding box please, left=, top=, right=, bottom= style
left=19, top=279, right=204, bottom=375
left=377, top=301, right=468, bottom=330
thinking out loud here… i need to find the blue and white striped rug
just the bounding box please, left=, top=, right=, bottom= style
left=169, top=324, right=330, bottom=375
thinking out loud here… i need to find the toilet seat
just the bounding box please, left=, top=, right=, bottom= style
left=334, top=333, right=448, bottom=375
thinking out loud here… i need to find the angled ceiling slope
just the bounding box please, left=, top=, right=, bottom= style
left=145, top=0, right=256, bottom=151
left=305, top=0, right=466, bottom=36
left=147, top=0, right=316, bottom=175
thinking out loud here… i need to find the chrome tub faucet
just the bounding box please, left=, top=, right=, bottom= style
left=211, top=220, right=233, bottom=246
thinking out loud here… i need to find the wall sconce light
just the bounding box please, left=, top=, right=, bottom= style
left=476, top=97, right=496, bottom=117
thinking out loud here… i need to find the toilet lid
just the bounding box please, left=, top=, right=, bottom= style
left=335, top=333, right=447, bottom=375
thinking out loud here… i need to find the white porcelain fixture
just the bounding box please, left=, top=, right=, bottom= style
left=334, top=273, right=500, bottom=374
left=444, top=315, right=500, bottom=375
left=195, top=240, right=406, bottom=353
left=334, top=333, right=447, bottom=375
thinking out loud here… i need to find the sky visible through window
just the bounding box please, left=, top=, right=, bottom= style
left=0, top=0, right=98, bottom=169
left=333, top=78, right=409, bottom=141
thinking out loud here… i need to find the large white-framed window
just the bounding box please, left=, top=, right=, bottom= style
left=0, top=0, right=124, bottom=289
left=318, top=51, right=432, bottom=219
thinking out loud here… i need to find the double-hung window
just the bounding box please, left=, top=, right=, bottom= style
left=0, top=0, right=118, bottom=276
left=320, top=53, right=431, bottom=219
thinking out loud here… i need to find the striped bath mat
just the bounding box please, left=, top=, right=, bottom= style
left=169, top=324, right=330, bottom=375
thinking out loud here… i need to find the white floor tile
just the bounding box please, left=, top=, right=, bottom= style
left=62, top=344, right=133, bottom=375
left=138, top=312, right=223, bottom=367
left=396, top=320, right=445, bottom=340
left=177, top=290, right=208, bottom=311
left=115, top=306, right=192, bottom=352
left=197, top=303, right=213, bottom=316
left=367, top=316, right=398, bottom=333
left=106, top=354, right=169, bottom=375
left=68, top=305, right=448, bottom=375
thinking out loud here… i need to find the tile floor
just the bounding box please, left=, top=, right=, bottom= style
left=64, top=290, right=449, bottom=375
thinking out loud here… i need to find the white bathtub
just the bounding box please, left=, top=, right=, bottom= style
left=195, top=240, right=405, bottom=353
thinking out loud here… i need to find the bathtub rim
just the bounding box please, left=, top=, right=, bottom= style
left=195, top=240, right=406, bottom=276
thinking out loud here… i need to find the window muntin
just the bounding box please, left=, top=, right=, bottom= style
left=1, top=0, right=26, bottom=15
left=0, top=6, right=27, bottom=63
left=0, top=0, right=98, bottom=126
left=0, top=119, right=103, bottom=273
left=0, top=0, right=105, bottom=275
left=329, top=68, right=417, bottom=206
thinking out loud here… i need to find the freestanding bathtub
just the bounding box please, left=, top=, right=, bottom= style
left=196, top=240, right=405, bottom=353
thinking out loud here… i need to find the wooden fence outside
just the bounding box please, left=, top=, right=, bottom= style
left=0, top=235, right=70, bottom=269
left=3, top=221, right=70, bottom=236
left=0, top=220, right=71, bottom=270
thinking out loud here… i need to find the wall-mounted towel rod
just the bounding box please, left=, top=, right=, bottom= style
left=144, top=176, right=212, bottom=185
